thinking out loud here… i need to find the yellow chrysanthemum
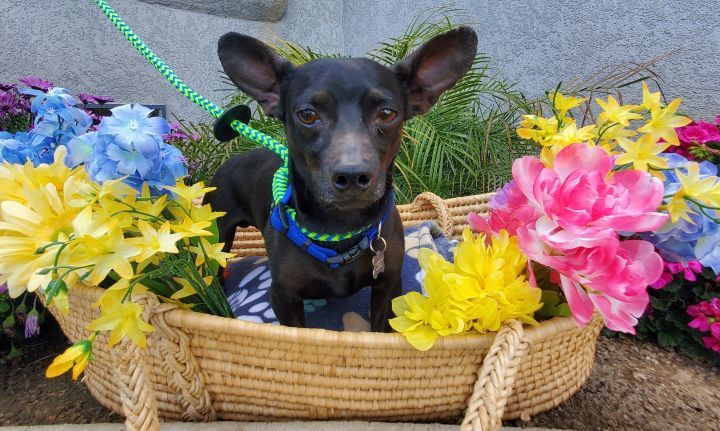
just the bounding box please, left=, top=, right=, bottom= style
left=390, top=229, right=542, bottom=351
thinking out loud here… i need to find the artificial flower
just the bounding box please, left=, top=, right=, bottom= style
left=189, top=237, right=234, bottom=267
left=472, top=143, right=667, bottom=333
left=596, top=95, right=642, bottom=126
left=615, top=133, right=670, bottom=173
left=87, top=301, right=154, bottom=348
left=131, top=220, right=185, bottom=263
left=638, top=98, right=691, bottom=146
left=550, top=92, right=586, bottom=117
left=390, top=229, right=541, bottom=350
left=640, top=82, right=662, bottom=112
left=677, top=121, right=720, bottom=145
left=19, top=76, right=54, bottom=91
left=46, top=339, right=92, bottom=380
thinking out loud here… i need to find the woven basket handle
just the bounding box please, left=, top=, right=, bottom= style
left=412, top=192, right=453, bottom=237
left=460, top=320, right=530, bottom=431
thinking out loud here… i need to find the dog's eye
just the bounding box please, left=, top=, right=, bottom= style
left=377, top=108, right=398, bottom=123
left=297, top=109, right=319, bottom=125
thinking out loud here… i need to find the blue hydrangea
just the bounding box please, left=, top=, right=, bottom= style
left=0, top=87, right=91, bottom=165
left=66, top=104, right=186, bottom=195
left=642, top=153, right=720, bottom=265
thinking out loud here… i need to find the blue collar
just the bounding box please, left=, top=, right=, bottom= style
left=269, top=187, right=394, bottom=269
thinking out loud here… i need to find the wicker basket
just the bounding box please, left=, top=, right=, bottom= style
left=47, top=192, right=602, bottom=431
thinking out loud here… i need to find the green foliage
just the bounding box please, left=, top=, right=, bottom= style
left=636, top=269, right=720, bottom=364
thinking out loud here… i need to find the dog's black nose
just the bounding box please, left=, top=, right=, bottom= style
left=332, top=167, right=374, bottom=191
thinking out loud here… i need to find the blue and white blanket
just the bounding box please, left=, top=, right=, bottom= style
left=223, top=222, right=455, bottom=331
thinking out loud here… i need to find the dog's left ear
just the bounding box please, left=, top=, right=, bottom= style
left=394, top=27, right=478, bottom=119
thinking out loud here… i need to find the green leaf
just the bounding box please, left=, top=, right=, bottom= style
left=535, top=290, right=571, bottom=319
left=657, top=330, right=683, bottom=348
left=650, top=298, right=670, bottom=312
left=0, top=301, right=9, bottom=313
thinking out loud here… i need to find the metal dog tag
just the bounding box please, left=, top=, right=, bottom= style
left=370, top=222, right=387, bottom=280
left=372, top=249, right=385, bottom=279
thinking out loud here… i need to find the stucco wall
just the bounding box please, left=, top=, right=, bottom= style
left=343, top=0, right=720, bottom=120
left=0, top=0, right=342, bottom=123
left=1, top=0, right=718, bottom=122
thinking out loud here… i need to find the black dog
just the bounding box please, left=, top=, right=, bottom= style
left=207, top=27, right=477, bottom=331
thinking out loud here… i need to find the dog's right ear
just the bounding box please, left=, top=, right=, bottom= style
left=218, top=32, right=294, bottom=118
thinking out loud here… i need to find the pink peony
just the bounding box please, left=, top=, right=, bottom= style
left=471, top=143, right=669, bottom=333
left=519, top=227, right=662, bottom=332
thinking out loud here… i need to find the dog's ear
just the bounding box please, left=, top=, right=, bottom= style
left=218, top=32, right=294, bottom=118
left=394, top=26, right=478, bottom=119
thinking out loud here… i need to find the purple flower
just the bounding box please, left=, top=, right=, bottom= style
left=0, top=83, right=16, bottom=91
left=76, top=93, right=97, bottom=104
left=24, top=310, right=39, bottom=339
left=0, top=283, right=7, bottom=294
left=94, top=95, right=114, bottom=105
left=0, top=91, right=24, bottom=117
left=18, top=76, right=54, bottom=91
left=489, top=180, right=516, bottom=209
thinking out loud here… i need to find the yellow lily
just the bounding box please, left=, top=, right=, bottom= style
left=46, top=338, right=93, bottom=380
left=87, top=301, right=154, bottom=348
left=132, top=220, right=186, bottom=263
left=615, top=134, right=670, bottom=173
left=640, top=82, right=662, bottom=112
left=596, top=95, right=642, bottom=126
left=638, top=98, right=691, bottom=146
left=189, top=237, right=235, bottom=267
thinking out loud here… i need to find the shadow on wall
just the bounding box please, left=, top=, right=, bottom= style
left=138, top=0, right=288, bottom=21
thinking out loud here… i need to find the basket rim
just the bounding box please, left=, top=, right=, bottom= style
left=69, top=283, right=592, bottom=352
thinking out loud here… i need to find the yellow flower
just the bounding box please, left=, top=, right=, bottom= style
left=390, top=229, right=542, bottom=351
left=77, top=227, right=142, bottom=285
left=664, top=162, right=720, bottom=223
left=165, top=181, right=216, bottom=209
left=640, top=82, right=662, bottom=112
left=189, top=237, right=235, bottom=267
left=615, top=134, right=670, bottom=173
left=132, top=220, right=186, bottom=263
left=550, top=92, right=586, bottom=117
left=0, top=179, right=83, bottom=295
left=596, top=96, right=642, bottom=126
left=517, top=115, right=560, bottom=146
left=540, top=123, right=596, bottom=165
left=46, top=338, right=93, bottom=380
left=638, top=98, right=691, bottom=146
left=87, top=301, right=154, bottom=348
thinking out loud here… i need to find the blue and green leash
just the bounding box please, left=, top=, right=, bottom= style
left=93, top=0, right=391, bottom=267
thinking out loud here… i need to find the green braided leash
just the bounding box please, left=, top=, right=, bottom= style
left=94, top=0, right=369, bottom=242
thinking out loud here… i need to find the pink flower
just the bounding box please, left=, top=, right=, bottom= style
left=702, top=336, right=720, bottom=352
left=520, top=226, right=662, bottom=332
left=666, top=260, right=703, bottom=281
left=650, top=270, right=673, bottom=289
left=687, top=298, right=720, bottom=332
left=472, top=143, right=669, bottom=333
left=512, top=144, right=667, bottom=250
left=677, top=121, right=720, bottom=145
